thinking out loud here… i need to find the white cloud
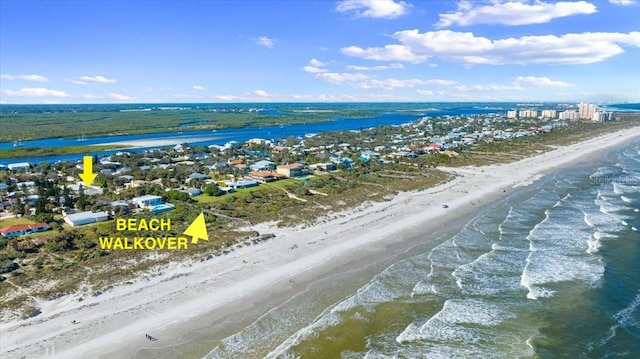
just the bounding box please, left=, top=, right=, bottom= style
left=303, top=58, right=330, bottom=73
left=3, top=87, right=69, bottom=98
left=254, top=36, right=276, bottom=48
left=1, top=74, right=49, bottom=82
left=252, top=89, right=272, bottom=97
left=108, top=93, right=136, bottom=101
left=416, top=89, right=433, bottom=96
left=73, top=75, right=117, bottom=85
left=436, top=1, right=597, bottom=28
left=83, top=94, right=104, bottom=100
left=354, top=78, right=425, bottom=90
left=302, top=66, right=328, bottom=74
left=343, top=29, right=640, bottom=65
left=609, top=0, right=635, bottom=5
left=425, top=79, right=458, bottom=86
left=513, top=76, right=574, bottom=87
left=315, top=72, right=368, bottom=84
left=214, top=95, right=239, bottom=101
left=192, top=85, right=206, bottom=90
left=346, top=63, right=404, bottom=71
left=455, top=84, right=524, bottom=92
left=342, top=44, right=427, bottom=63
left=336, top=0, right=410, bottom=19
left=310, top=58, right=325, bottom=67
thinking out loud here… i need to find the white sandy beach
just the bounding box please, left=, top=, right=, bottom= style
left=95, top=135, right=222, bottom=149
left=2, top=128, right=640, bottom=359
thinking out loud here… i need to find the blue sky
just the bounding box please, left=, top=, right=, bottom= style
left=0, top=0, right=638, bottom=104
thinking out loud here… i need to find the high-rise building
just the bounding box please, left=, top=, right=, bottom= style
left=592, top=111, right=613, bottom=122
left=579, top=102, right=597, bottom=120
left=507, top=110, right=517, bottom=119
left=541, top=110, right=557, bottom=118
left=518, top=110, right=538, bottom=118
left=559, top=110, right=578, bottom=120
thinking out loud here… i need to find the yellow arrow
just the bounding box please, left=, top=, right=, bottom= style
left=183, top=212, right=209, bottom=244
left=79, top=156, right=97, bottom=187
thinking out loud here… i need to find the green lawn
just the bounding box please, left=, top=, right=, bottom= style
left=0, top=216, right=37, bottom=227
left=195, top=186, right=265, bottom=203
left=196, top=177, right=313, bottom=203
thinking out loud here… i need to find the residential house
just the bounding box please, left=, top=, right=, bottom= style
left=210, top=161, right=229, bottom=170
left=329, top=157, right=355, bottom=169
left=358, top=150, right=380, bottom=163
left=276, top=163, right=307, bottom=178
left=184, top=188, right=202, bottom=196
left=131, top=195, right=175, bottom=213
left=187, top=173, right=210, bottom=183
left=8, top=162, right=31, bottom=172
left=249, top=160, right=276, bottom=171
left=309, top=163, right=337, bottom=172
left=0, top=223, right=49, bottom=238
left=246, top=138, right=269, bottom=146
left=131, top=195, right=163, bottom=208
left=224, top=179, right=259, bottom=189
left=248, top=170, right=282, bottom=183
left=389, top=151, right=417, bottom=159
left=228, top=158, right=246, bottom=168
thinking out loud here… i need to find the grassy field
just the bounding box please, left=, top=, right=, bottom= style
left=0, top=105, right=386, bottom=142
left=0, top=217, right=37, bottom=227
left=0, top=145, right=126, bottom=159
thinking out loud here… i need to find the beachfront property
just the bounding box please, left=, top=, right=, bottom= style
left=224, top=179, right=259, bottom=189
left=329, top=157, right=355, bottom=169
left=309, top=163, right=337, bottom=172
left=0, top=222, right=49, bottom=238
left=64, top=211, right=110, bottom=227
left=131, top=195, right=163, bottom=208
left=184, top=188, right=202, bottom=196
left=358, top=150, right=381, bottom=163
left=248, top=170, right=282, bottom=183
left=131, top=195, right=175, bottom=213
left=276, top=163, right=307, bottom=178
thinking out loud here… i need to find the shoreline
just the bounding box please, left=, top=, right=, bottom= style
left=1, top=127, right=639, bottom=359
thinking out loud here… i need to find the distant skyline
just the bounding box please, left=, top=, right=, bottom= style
left=1, top=0, right=639, bottom=104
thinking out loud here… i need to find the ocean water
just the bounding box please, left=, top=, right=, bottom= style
left=204, top=140, right=640, bottom=359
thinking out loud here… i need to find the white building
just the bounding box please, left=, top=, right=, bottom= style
left=579, top=102, right=597, bottom=120
left=541, top=110, right=557, bottom=118
left=518, top=110, right=538, bottom=118
left=559, top=110, right=578, bottom=121
left=507, top=110, right=517, bottom=119
left=131, top=195, right=164, bottom=209
left=592, top=111, right=613, bottom=122
left=64, top=211, right=110, bottom=226
left=7, top=162, right=31, bottom=171
left=130, top=195, right=175, bottom=213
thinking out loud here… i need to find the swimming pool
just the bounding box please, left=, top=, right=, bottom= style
left=149, top=203, right=175, bottom=213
